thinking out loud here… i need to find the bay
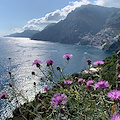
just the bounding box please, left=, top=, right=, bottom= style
left=0, top=37, right=113, bottom=119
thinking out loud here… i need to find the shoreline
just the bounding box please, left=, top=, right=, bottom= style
left=86, top=45, right=103, bottom=49
left=94, top=45, right=103, bottom=49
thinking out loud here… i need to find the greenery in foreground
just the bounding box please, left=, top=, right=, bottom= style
left=0, top=53, right=119, bottom=120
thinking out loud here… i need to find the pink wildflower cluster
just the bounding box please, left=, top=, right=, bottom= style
left=95, top=80, right=109, bottom=90
left=51, top=93, right=67, bottom=107
left=108, top=90, right=120, bottom=101
left=44, top=86, right=49, bottom=91
left=0, top=93, right=7, bottom=99
left=78, top=78, right=85, bottom=83
left=46, top=59, right=54, bottom=66
left=64, top=80, right=72, bottom=84
left=78, top=78, right=82, bottom=83
left=94, top=61, right=104, bottom=66
left=86, top=59, right=92, bottom=65
left=32, top=60, right=42, bottom=66
left=32, top=53, right=73, bottom=67
left=85, top=80, right=93, bottom=89
left=110, top=113, right=120, bottom=120
left=63, top=53, right=73, bottom=60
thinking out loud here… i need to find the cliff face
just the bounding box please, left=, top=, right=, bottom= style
left=101, top=12, right=120, bottom=52
left=103, top=35, right=120, bottom=52
left=31, top=4, right=120, bottom=45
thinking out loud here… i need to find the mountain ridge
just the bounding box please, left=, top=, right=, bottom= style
left=5, top=30, right=40, bottom=38
left=31, top=4, right=120, bottom=49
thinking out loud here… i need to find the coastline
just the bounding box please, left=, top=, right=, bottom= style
left=94, top=45, right=103, bottom=49
left=86, top=45, right=103, bottom=49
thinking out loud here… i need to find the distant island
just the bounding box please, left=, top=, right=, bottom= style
left=5, top=30, right=40, bottom=38
left=6, top=4, right=120, bottom=52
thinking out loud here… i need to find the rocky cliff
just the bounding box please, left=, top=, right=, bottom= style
left=31, top=4, right=120, bottom=46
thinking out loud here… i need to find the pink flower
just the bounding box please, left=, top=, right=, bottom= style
left=32, top=60, right=42, bottom=66
left=78, top=78, right=83, bottom=83
left=86, top=59, right=92, bottom=65
left=94, top=61, right=104, bottom=66
left=85, top=80, right=93, bottom=89
left=83, top=79, right=86, bottom=83
left=108, top=90, right=120, bottom=101
left=63, top=53, right=73, bottom=60
left=44, top=86, right=49, bottom=91
left=0, top=93, right=7, bottom=99
left=46, top=59, right=54, bottom=66
left=87, top=80, right=93, bottom=86
left=118, top=74, right=120, bottom=78
left=95, top=80, right=109, bottom=90
left=64, top=80, right=72, bottom=84
left=110, top=113, right=120, bottom=120
left=51, top=93, right=67, bottom=107
left=86, top=59, right=92, bottom=63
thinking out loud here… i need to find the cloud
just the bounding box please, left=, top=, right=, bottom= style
left=12, top=0, right=120, bottom=33
left=94, top=0, right=120, bottom=8
left=12, top=0, right=90, bottom=33
left=12, top=28, right=23, bottom=33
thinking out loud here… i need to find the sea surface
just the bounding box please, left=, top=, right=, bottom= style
left=0, top=37, right=113, bottom=119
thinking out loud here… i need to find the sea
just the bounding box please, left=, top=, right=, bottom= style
left=0, top=37, right=113, bottom=119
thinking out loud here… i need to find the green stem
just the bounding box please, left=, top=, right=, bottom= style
left=39, top=66, right=56, bottom=84
left=51, top=65, right=59, bottom=81
left=102, top=91, right=110, bottom=117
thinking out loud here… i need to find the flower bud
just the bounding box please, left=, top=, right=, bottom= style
left=0, top=93, right=7, bottom=99
left=31, top=71, right=35, bottom=75
left=48, top=106, right=53, bottom=112
left=36, top=63, right=40, bottom=68
left=92, top=95, right=97, bottom=99
left=41, top=106, right=46, bottom=112
left=60, top=108, right=65, bottom=114
left=50, top=63, right=53, bottom=66
left=67, top=57, right=70, bottom=60
left=37, top=97, right=42, bottom=103
left=86, top=59, right=92, bottom=65
left=34, top=82, right=36, bottom=86
left=9, top=83, right=12, bottom=87
left=75, top=77, right=78, bottom=81
left=47, top=64, right=50, bottom=67
left=8, top=100, right=12, bottom=102
left=8, top=71, right=11, bottom=75
left=56, top=66, right=60, bottom=70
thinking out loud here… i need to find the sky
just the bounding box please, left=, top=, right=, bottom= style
left=0, top=0, right=120, bottom=37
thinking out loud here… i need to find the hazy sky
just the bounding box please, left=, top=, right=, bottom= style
left=0, top=0, right=120, bottom=36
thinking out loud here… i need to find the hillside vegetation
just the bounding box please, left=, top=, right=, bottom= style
left=7, top=53, right=118, bottom=120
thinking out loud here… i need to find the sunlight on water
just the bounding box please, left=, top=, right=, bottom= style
left=0, top=37, right=113, bottom=119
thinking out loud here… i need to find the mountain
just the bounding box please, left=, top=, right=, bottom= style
left=5, top=30, right=40, bottom=38
left=44, top=23, right=56, bottom=30
left=105, top=11, right=120, bottom=30
left=31, top=4, right=120, bottom=45
left=102, top=34, right=120, bottom=52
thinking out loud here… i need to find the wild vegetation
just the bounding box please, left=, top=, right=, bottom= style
left=0, top=53, right=119, bottom=120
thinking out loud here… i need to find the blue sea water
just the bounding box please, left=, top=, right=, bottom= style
left=0, top=37, right=113, bottom=119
